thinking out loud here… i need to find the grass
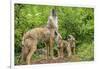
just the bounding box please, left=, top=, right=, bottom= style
left=76, top=42, right=94, bottom=61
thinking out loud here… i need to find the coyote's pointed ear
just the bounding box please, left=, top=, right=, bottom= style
left=51, top=9, right=57, bottom=16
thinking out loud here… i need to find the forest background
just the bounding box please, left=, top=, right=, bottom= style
left=14, top=4, right=94, bottom=65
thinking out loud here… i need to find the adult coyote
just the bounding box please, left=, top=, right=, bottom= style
left=21, top=9, right=58, bottom=64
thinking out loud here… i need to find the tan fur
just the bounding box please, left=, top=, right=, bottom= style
left=67, top=35, right=76, bottom=55
left=57, top=34, right=76, bottom=58
left=21, top=27, right=51, bottom=64
left=21, top=9, right=58, bottom=64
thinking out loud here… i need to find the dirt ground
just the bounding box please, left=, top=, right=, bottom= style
left=31, top=55, right=80, bottom=64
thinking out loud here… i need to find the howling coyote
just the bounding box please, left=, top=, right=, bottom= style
left=21, top=9, right=58, bottom=64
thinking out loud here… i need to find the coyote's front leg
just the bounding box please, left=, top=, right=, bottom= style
left=49, top=29, right=55, bottom=59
